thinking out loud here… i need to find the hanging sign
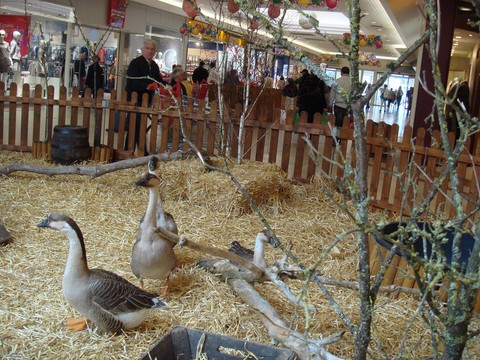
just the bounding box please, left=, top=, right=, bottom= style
left=108, top=0, right=127, bottom=28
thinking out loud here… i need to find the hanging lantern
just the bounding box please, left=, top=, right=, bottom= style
left=297, top=0, right=309, bottom=8
left=227, top=0, right=240, bottom=13
left=236, top=38, right=246, bottom=47
left=268, top=3, right=281, bottom=19
left=250, top=18, right=259, bottom=30
left=325, top=0, right=338, bottom=9
left=218, top=30, right=229, bottom=43
left=182, top=0, right=199, bottom=19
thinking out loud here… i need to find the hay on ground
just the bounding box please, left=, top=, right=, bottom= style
left=0, top=150, right=479, bottom=359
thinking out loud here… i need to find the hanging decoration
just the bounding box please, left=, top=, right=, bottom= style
left=342, top=33, right=383, bottom=48
left=182, top=0, right=199, bottom=19
left=268, top=2, right=281, bottom=19
left=358, top=51, right=381, bottom=67
left=179, top=20, right=217, bottom=40
left=297, top=0, right=310, bottom=7
left=217, top=30, right=230, bottom=43
left=250, top=17, right=260, bottom=30
left=325, top=0, right=338, bottom=9
left=227, top=0, right=240, bottom=14
left=274, top=48, right=290, bottom=55
left=310, top=53, right=336, bottom=63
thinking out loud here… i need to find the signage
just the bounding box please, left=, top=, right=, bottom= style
left=108, top=0, right=127, bottom=28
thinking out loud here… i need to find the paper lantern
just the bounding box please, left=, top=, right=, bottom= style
left=182, top=0, right=199, bottom=19
left=268, top=3, right=281, bottom=19
left=297, top=0, right=309, bottom=7
left=227, top=0, right=240, bottom=13
left=236, top=38, right=246, bottom=47
left=218, top=30, right=229, bottom=43
left=326, top=0, right=338, bottom=9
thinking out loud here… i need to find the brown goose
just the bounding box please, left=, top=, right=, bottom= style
left=228, top=230, right=276, bottom=269
left=146, top=156, right=178, bottom=235
left=132, top=172, right=177, bottom=293
left=37, top=213, right=166, bottom=334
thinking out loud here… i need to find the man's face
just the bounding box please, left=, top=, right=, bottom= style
left=142, top=42, right=156, bottom=61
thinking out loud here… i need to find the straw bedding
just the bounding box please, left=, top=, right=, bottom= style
left=0, top=150, right=479, bottom=359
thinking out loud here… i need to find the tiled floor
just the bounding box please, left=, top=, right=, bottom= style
left=364, top=103, right=412, bottom=139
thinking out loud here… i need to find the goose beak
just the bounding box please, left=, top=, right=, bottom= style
left=262, top=229, right=279, bottom=248
left=37, top=218, right=49, bottom=228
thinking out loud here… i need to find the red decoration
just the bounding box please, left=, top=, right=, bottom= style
left=182, top=0, right=199, bottom=19
left=0, top=15, right=31, bottom=56
left=108, top=0, right=127, bottom=28
left=227, top=0, right=240, bottom=13
left=268, top=3, right=281, bottom=19
left=326, top=0, right=338, bottom=9
left=250, top=18, right=259, bottom=30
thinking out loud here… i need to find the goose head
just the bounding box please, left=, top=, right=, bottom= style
left=133, top=172, right=160, bottom=188
left=260, top=229, right=278, bottom=248
left=148, top=156, right=159, bottom=175
left=37, top=213, right=80, bottom=235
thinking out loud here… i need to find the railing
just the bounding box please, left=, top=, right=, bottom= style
left=1, top=81, right=479, bottom=220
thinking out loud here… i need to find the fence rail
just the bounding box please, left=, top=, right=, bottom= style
left=1, top=81, right=479, bottom=220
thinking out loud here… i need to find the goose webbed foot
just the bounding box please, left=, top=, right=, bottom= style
left=160, top=276, right=171, bottom=296
left=66, top=317, right=90, bottom=331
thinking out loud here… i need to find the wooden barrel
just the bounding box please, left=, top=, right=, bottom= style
left=51, top=125, right=90, bottom=165
left=369, top=222, right=476, bottom=304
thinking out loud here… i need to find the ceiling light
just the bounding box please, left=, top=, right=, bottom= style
left=371, top=21, right=376, bottom=24
left=469, top=34, right=473, bottom=37
left=455, top=36, right=462, bottom=39
left=458, top=6, right=472, bottom=12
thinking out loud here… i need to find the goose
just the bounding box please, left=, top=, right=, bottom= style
left=145, top=156, right=178, bottom=235
left=228, top=230, right=276, bottom=269
left=132, top=172, right=177, bottom=293
left=37, top=213, right=166, bottom=334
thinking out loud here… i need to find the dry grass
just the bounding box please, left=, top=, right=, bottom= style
left=0, top=150, right=479, bottom=359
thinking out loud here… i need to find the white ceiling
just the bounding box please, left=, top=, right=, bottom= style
left=135, top=0, right=417, bottom=60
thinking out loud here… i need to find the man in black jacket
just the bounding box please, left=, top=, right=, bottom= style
left=191, top=61, right=209, bottom=84
left=125, top=39, right=167, bottom=154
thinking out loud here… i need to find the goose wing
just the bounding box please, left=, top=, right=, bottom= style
left=89, top=269, right=164, bottom=314
left=228, top=241, right=254, bottom=261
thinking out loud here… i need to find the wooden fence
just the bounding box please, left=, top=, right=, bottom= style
left=1, top=81, right=479, bottom=220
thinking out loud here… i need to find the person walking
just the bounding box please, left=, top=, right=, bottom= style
left=387, top=87, right=396, bottom=111
left=395, top=86, right=403, bottom=110
left=329, top=66, right=352, bottom=127
left=125, top=39, right=167, bottom=154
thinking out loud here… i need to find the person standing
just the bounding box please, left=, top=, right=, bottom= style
left=207, top=60, right=219, bottom=102
left=125, top=39, right=166, bottom=154
left=85, top=55, right=104, bottom=98
left=329, top=66, right=352, bottom=127
left=192, top=60, right=208, bottom=84
left=380, top=84, right=388, bottom=112
left=0, top=29, right=11, bottom=84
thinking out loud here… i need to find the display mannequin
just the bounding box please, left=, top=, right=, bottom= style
left=0, top=29, right=11, bottom=84
left=9, top=31, right=22, bottom=89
